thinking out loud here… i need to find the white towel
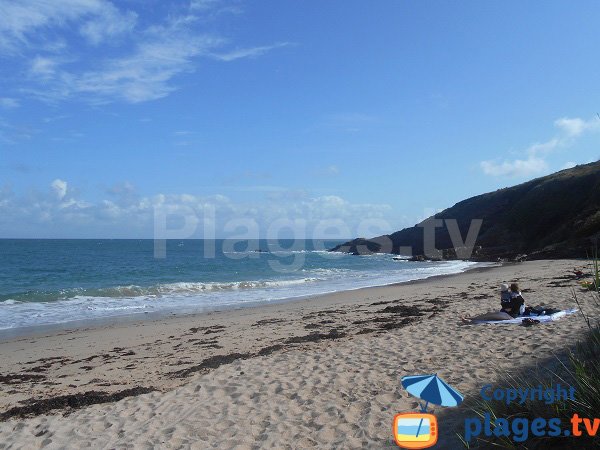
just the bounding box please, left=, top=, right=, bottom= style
left=472, top=308, right=578, bottom=325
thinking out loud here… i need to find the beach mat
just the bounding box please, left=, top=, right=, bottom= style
left=472, top=308, right=578, bottom=325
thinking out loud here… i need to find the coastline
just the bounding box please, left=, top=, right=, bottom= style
left=0, top=259, right=596, bottom=448
left=0, top=260, right=491, bottom=340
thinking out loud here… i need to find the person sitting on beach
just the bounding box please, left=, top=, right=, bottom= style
left=461, top=284, right=541, bottom=323
left=499, top=282, right=525, bottom=318
left=499, top=283, right=513, bottom=315
left=508, top=282, right=526, bottom=317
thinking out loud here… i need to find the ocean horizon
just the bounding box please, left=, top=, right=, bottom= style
left=0, top=239, right=477, bottom=331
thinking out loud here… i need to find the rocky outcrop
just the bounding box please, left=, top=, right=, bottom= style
left=331, top=161, right=600, bottom=261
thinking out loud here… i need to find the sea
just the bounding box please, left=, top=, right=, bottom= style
left=0, top=239, right=478, bottom=331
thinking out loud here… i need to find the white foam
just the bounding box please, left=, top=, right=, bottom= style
left=0, top=260, right=480, bottom=331
left=0, top=299, right=20, bottom=305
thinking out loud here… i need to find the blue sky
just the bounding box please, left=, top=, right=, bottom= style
left=0, top=0, right=599, bottom=238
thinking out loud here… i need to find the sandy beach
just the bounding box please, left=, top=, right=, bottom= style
left=0, top=259, right=597, bottom=449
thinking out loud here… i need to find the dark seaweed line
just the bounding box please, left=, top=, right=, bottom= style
left=0, top=387, right=155, bottom=422
left=171, top=313, right=423, bottom=379
left=171, top=329, right=347, bottom=378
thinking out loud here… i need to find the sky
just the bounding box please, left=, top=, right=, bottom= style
left=0, top=0, right=599, bottom=239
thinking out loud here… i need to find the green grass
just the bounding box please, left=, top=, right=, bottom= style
left=580, top=246, right=600, bottom=293
left=574, top=246, right=600, bottom=330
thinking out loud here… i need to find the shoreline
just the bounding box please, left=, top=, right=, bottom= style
left=0, top=260, right=493, bottom=341
left=0, top=259, right=596, bottom=448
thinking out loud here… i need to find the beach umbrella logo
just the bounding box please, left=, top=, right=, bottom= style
left=393, top=374, right=464, bottom=449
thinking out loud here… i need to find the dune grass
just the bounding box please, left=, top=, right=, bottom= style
left=580, top=246, right=600, bottom=293
left=574, top=246, right=600, bottom=330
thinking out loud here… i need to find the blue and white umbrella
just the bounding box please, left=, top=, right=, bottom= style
left=401, top=374, right=464, bottom=437
left=401, top=374, right=464, bottom=409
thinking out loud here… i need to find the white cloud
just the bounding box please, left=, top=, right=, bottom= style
left=72, top=30, right=224, bottom=103
left=0, top=182, right=392, bottom=238
left=22, top=15, right=224, bottom=103
left=480, top=157, right=548, bottom=177
left=0, top=0, right=135, bottom=52
left=525, top=137, right=561, bottom=156
left=51, top=179, right=68, bottom=200
left=0, top=97, right=19, bottom=108
left=42, top=114, right=69, bottom=123
left=190, top=0, right=243, bottom=16
left=210, top=42, right=290, bottom=62
left=480, top=116, right=600, bottom=177
left=190, top=0, right=221, bottom=11
left=554, top=117, right=600, bottom=137
left=79, top=4, right=137, bottom=45
left=30, top=55, right=59, bottom=77
left=2, top=1, right=289, bottom=104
